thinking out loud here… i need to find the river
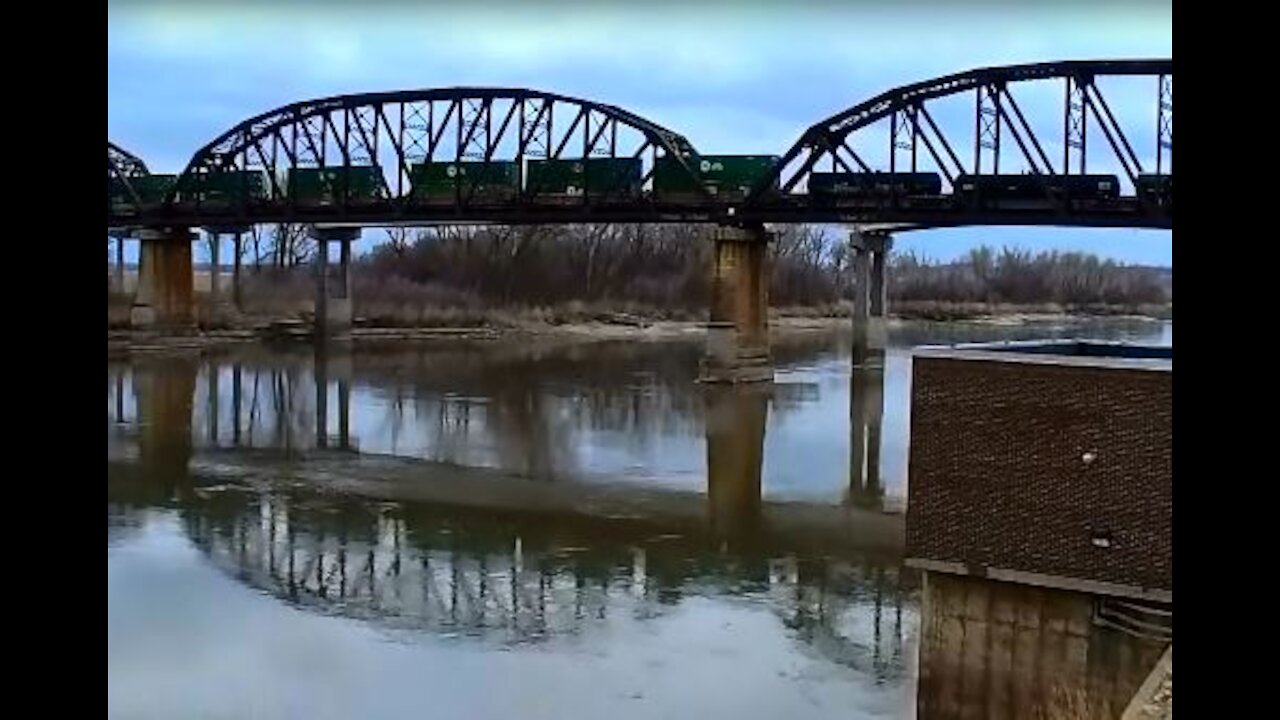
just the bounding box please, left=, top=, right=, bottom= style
left=107, top=318, right=1171, bottom=719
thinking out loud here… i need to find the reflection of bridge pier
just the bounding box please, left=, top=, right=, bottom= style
left=701, top=224, right=773, bottom=383
left=848, top=359, right=886, bottom=509
left=190, top=354, right=356, bottom=452
left=113, top=369, right=126, bottom=424
left=851, top=229, right=892, bottom=370
left=130, top=227, right=196, bottom=332
left=133, top=356, right=197, bottom=479
left=231, top=363, right=242, bottom=446
left=704, top=385, right=769, bottom=546
left=310, top=226, right=358, bottom=341
left=314, top=347, right=354, bottom=450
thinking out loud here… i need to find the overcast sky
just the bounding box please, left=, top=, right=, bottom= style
left=107, top=1, right=1173, bottom=265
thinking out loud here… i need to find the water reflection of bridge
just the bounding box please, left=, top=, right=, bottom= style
left=108, top=341, right=911, bottom=677
left=172, top=483, right=912, bottom=680
left=108, top=336, right=892, bottom=509
left=107, top=342, right=1169, bottom=718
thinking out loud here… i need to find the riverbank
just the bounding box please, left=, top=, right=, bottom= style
left=109, top=286, right=1170, bottom=330
left=107, top=311, right=1168, bottom=358
left=107, top=316, right=844, bottom=356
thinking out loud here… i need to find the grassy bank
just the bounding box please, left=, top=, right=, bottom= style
left=109, top=284, right=1170, bottom=337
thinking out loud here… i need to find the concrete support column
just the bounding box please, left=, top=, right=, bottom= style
left=114, top=235, right=126, bottom=294
left=131, top=228, right=196, bottom=332
left=700, top=224, right=772, bottom=383
left=309, top=226, right=358, bottom=340
left=208, top=231, right=222, bottom=308
left=851, top=230, right=892, bottom=369
left=232, top=233, right=243, bottom=310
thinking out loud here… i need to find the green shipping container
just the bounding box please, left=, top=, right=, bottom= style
left=287, top=166, right=387, bottom=205
left=188, top=171, right=269, bottom=205
left=525, top=158, right=641, bottom=196
left=109, top=174, right=178, bottom=208
left=409, top=161, right=519, bottom=199
left=653, top=155, right=779, bottom=199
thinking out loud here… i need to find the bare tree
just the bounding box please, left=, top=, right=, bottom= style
left=385, top=227, right=412, bottom=258
left=270, top=224, right=312, bottom=269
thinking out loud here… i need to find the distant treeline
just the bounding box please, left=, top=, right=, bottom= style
left=889, top=247, right=1170, bottom=307
left=357, top=224, right=1170, bottom=311
left=142, top=223, right=1169, bottom=324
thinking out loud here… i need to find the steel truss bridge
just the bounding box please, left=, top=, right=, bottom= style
left=108, top=59, right=1172, bottom=232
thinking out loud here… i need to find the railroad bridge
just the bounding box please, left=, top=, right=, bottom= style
left=108, top=59, right=1172, bottom=381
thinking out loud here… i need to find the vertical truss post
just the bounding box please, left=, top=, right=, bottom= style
left=890, top=107, right=916, bottom=175
left=1157, top=74, right=1172, bottom=176
left=975, top=85, right=1001, bottom=175
left=1065, top=75, right=1089, bottom=175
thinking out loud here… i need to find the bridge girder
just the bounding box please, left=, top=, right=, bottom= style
left=108, top=141, right=151, bottom=222
left=106, top=61, right=1174, bottom=232
left=157, top=87, right=708, bottom=219
left=745, top=59, right=1173, bottom=214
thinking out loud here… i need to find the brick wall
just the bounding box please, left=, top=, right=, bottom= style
left=906, top=352, right=1172, bottom=598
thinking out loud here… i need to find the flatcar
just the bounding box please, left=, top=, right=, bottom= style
left=808, top=172, right=943, bottom=199
left=952, top=173, right=1119, bottom=204
left=1135, top=173, right=1172, bottom=207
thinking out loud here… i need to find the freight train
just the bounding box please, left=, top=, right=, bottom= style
left=808, top=170, right=1170, bottom=208
left=107, top=155, right=780, bottom=211
left=109, top=157, right=1172, bottom=212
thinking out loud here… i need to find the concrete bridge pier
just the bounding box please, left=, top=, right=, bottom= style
left=205, top=231, right=229, bottom=325
left=232, top=232, right=243, bottom=310
left=204, top=228, right=250, bottom=316
left=310, top=226, right=358, bottom=341
left=700, top=224, right=773, bottom=383
left=130, top=227, right=196, bottom=332
left=851, top=229, right=893, bottom=370
left=111, top=232, right=128, bottom=294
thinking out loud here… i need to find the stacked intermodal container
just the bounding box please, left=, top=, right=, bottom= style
left=109, top=175, right=178, bottom=210
left=287, top=166, right=387, bottom=206
left=188, top=170, right=269, bottom=206
left=653, top=155, right=779, bottom=200
left=409, top=161, right=520, bottom=202
left=525, top=158, right=641, bottom=197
